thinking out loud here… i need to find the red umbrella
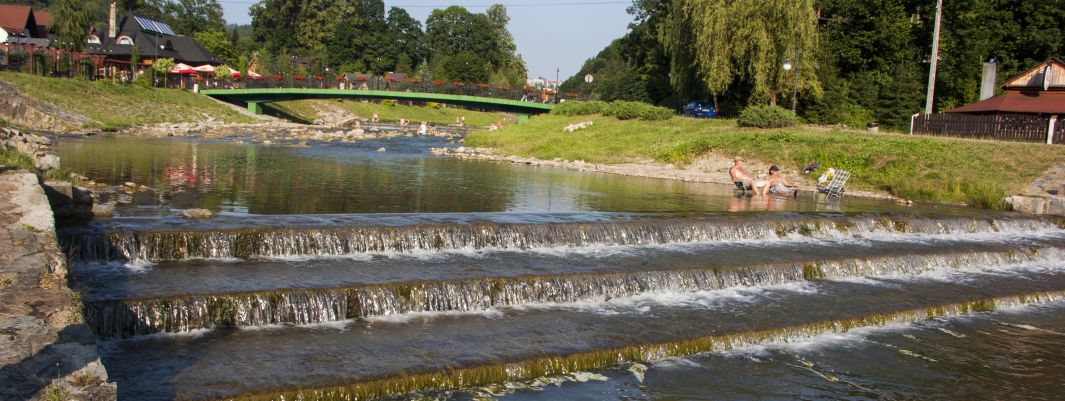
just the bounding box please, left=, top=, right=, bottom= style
left=170, top=63, right=195, bottom=74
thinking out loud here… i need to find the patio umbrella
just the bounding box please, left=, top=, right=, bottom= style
left=247, top=70, right=263, bottom=78
left=170, top=63, right=195, bottom=74
left=193, top=64, right=215, bottom=74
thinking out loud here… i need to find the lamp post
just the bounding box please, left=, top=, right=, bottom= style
left=782, top=48, right=799, bottom=114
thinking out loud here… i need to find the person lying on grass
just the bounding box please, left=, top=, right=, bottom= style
left=761, top=165, right=797, bottom=196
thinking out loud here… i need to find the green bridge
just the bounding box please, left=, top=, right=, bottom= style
left=199, top=88, right=555, bottom=120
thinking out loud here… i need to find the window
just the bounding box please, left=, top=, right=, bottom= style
left=86, top=35, right=101, bottom=44
left=117, top=36, right=133, bottom=45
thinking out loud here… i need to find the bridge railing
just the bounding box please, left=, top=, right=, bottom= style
left=170, top=75, right=588, bottom=104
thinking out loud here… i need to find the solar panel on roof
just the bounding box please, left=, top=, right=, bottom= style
left=134, top=16, right=175, bottom=36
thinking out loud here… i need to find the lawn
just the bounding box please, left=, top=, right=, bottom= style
left=268, top=99, right=505, bottom=126
left=0, top=72, right=256, bottom=130
left=466, top=114, right=1065, bottom=208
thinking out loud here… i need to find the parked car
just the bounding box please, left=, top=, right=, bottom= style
left=683, top=101, right=717, bottom=118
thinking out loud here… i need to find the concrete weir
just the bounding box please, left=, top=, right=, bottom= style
left=0, top=171, right=115, bottom=401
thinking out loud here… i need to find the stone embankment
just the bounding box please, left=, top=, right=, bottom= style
left=0, top=81, right=89, bottom=132
left=125, top=120, right=465, bottom=143
left=1004, top=163, right=1065, bottom=216
left=0, top=171, right=116, bottom=401
left=431, top=146, right=898, bottom=201
left=1, top=127, right=60, bottom=171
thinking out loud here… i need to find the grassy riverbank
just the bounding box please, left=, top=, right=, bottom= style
left=0, top=72, right=256, bottom=130
left=268, top=99, right=504, bottom=126
left=466, top=114, right=1064, bottom=208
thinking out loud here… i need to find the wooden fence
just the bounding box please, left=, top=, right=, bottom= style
left=912, top=113, right=1052, bottom=143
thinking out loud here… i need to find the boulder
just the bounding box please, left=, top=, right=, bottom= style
left=91, top=202, right=115, bottom=218
left=181, top=208, right=213, bottom=219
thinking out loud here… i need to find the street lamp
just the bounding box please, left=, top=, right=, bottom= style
left=782, top=50, right=799, bottom=114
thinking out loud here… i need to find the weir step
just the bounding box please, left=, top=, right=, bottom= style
left=80, top=243, right=1065, bottom=339
left=58, top=214, right=1061, bottom=263
left=99, top=267, right=1065, bottom=401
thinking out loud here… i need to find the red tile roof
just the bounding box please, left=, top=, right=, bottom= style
left=0, top=5, right=32, bottom=33
left=947, top=91, right=1065, bottom=115
left=33, top=11, right=51, bottom=27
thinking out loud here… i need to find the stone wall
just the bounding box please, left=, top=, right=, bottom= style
left=0, top=171, right=116, bottom=401
left=0, top=80, right=89, bottom=132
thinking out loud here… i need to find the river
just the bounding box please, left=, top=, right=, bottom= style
left=54, top=135, right=1065, bottom=401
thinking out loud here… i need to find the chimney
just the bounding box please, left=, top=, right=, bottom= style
left=108, top=2, right=117, bottom=39
left=980, top=60, right=998, bottom=100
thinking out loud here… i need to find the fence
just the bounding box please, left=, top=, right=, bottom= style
left=911, top=113, right=1055, bottom=143
left=1055, top=116, right=1065, bottom=145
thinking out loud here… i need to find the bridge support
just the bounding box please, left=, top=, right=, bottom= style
left=247, top=101, right=263, bottom=115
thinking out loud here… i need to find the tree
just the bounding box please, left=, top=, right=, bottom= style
left=681, top=0, right=821, bottom=106
left=386, top=7, right=425, bottom=66
left=163, top=0, right=225, bottom=35
left=425, top=7, right=497, bottom=64
left=250, top=0, right=304, bottom=54
left=194, top=30, right=237, bottom=65
left=50, top=0, right=90, bottom=51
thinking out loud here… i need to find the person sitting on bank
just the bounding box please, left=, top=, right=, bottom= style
left=761, top=165, right=796, bottom=196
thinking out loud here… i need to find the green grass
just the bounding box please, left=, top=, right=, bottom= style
left=0, top=72, right=256, bottom=130
left=466, top=114, right=1065, bottom=208
left=268, top=99, right=506, bottom=126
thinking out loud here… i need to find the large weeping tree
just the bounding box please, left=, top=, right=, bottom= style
left=681, top=0, right=822, bottom=106
left=51, top=0, right=90, bottom=51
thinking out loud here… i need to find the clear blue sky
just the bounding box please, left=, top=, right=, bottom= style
left=216, top=0, right=634, bottom=80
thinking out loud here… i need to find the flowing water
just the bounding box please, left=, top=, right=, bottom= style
left=53, top=136, right=1065, bottom=400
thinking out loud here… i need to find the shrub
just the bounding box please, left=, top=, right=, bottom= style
left=551, top=100, right=672, bottom=121
left=551, top=100, right=608, bottom=116
left=737, top=105, right=797, bottom=128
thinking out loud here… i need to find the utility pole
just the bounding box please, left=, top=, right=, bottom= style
left=924, top=0, right=943, bottom=114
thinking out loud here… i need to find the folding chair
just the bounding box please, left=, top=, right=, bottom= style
left=818, top=170, right=850, bottom=197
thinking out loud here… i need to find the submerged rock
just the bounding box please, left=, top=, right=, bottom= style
left=91, top=202, right=115, bottom=218
left=181, top=208, right=214, bottom=220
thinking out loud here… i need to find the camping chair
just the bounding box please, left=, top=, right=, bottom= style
left=818, top=170, right=850, bottom=197
left=734, top=181, right=753, bottom=196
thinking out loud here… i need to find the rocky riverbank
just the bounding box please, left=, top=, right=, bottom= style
left=0, top=171, right=116, bottom=401
left=431, top=146, right=903, bottom=201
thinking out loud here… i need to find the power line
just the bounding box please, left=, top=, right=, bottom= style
left=214, top=0, right=630, bottom=7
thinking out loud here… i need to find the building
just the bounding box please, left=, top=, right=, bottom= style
left=0, top=4, right=51, bottom=46
left=948, top=58, right=1065, bottom=117
left=913, top=59, right=1065, bottom=144
left=89, top=12, right=224, bottom=68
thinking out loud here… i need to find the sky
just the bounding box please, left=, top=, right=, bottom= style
left=215, top=0, right=635, bottom=80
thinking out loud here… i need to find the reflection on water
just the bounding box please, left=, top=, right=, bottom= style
left=55, top=136, right=962, bottom=216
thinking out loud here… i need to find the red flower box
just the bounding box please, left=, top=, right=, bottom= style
left=272, top=75, right=283, bottom=81
left=497, top=85, right=512, bottom=91
left=314, top=76, right=324, bottom=81
left=355, top=76, right=368, bottom=82
left=451, top=81, right=465, bottom=86
left=410, top=78, right=422, bottom=84
left=294, top=74, right=305, bottom=80
left=431, top=80, right=445, bottom=86
left=336, top=75, right=347, bottom=81
left=476, top=83, right=489, bottom=88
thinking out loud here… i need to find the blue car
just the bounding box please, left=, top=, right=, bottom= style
left=683, top=102, right=717, bottom=118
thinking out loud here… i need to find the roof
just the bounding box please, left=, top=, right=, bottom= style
left=1002, top=58, right=1065, bottom=91
left=32, top=11, right=50, bottom=27
left=947, top=91, right=1065, bottom=115
left=0, top=5, right=32, bottom=33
